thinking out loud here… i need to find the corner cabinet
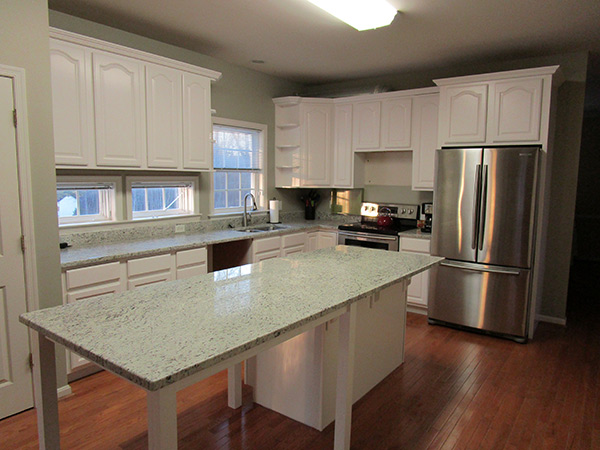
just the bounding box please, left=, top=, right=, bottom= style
left=50, top=29, right=220, bottom=171
left=435, top=66, right=558, bottom=147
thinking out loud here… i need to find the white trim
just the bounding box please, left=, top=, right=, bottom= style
left=0, top=64, right=43, bottom=406
left=434, top=65, right=561, bottom=87
left=406, top=304, right=427, bottom=315
left=57, top=384, right=72, bottom=399
left=536, top=314, right=567, bottom=326
left=49, top=28, right=222, bottom=82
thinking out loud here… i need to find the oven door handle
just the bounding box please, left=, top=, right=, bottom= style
left=338, top=231, right=398, bottom=241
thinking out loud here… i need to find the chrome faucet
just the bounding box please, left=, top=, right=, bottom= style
left=242, top=193, right=258, bottom=227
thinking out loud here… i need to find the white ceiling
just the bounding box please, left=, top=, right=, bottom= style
left=48, top=0, right=600, bottom=84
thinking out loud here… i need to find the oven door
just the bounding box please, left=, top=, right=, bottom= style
left=337, top=231, right=399, bottom=251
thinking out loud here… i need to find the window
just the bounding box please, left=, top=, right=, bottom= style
left=127, top=177, right=197, bottom=220
left=57, top=180, right=116, bottom=226
left=213, top=118, right=266, bottom=213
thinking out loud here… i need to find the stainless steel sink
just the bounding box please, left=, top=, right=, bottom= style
left=235, top=225, right=287, bottom=233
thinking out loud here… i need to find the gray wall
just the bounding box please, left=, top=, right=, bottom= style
left=0, top=1, right=66, bottom=386
left=49, top=10, right=304, bottom=213
left=304, top=52, right=588, bottom=322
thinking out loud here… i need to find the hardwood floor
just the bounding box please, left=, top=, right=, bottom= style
left=1, top=262, right=599, bottom=449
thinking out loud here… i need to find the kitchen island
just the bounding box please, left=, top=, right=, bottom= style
left=21, top=246, right=441, bottom=449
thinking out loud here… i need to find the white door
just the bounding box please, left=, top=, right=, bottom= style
left=0, top=75, right=34, bottom=419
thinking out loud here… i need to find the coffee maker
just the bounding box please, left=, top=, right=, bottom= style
left=422, top=202, right=433, bottom=233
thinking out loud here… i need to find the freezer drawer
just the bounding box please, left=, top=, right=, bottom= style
left=428, top=261, right=531, bottom=338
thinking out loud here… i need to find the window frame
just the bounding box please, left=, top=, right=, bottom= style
left=125, top=175, right=199, bottom=221
left=211, top=117, right=267, bottom=215
left=56, top=175, right=121, bottom=227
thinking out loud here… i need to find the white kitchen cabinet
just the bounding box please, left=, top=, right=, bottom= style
left=281, top=232, right=306, bottom=256
left=489, top=78, right=543, bottom=143
left=145, top=63, right=182, bottom=169
left=63, top=262, right=125, bottom=373
left=411, top=94, right=439, bottom=190
left=249, top=282, right=407, bottom=430
left=381, top=97, right=412, bottom=149
left=49, top=40, right=94, bottom=167
left=400, top=237, right=431, bottom=312
left=307, top=230, right=337, bottom=252
left=252, top=235, right=282, bottom=262
left=353, top=100, right=381, bottom=151
left=93, top=50, right=146, bottom=168
left=127, top=253, right=174, bottom=289
left=176, top=247, right=208, bottom=279
left=182, top=73, right=212, bottom=170
left=438, top=83, right=488, bottom=145
left=301, top=101, right=333, bottom=186
left=332, top=103, right=354, bottom=187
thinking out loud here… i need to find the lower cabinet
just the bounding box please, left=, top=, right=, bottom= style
left=247, top=281, right=408, bottom=430
left=252, top=230, right=337, bottom=262
left=62, top=247, right=207, bottom=378
left=400, top=237, right=431, bottom=312
left=306, top=230, right=338, bottom=251
left=252, top=236, right=283, bottom=262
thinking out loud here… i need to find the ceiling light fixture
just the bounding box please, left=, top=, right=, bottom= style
left=307, top=0, right=398, bottom=31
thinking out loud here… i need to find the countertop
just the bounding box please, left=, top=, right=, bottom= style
left=60, top=220, right=342, bottom=270
left=22, top=245, right=443, bottom=391
left=398, top=229, right=432, bottom=240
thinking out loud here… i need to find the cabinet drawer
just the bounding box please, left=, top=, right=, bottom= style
left=176, top=247, right=207, bottom=268
left=253, top=236, right=281, bottom=253
left=282, top=232, right=306, bottom=249
left=65, top=262, right=121, bottom=290
left=400, top=238, right=431, bottom=254
left=128, top=253, right=172, bottom=276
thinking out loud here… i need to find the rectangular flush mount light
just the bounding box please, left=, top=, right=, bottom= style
left=307, top=0, right=398, bottom=31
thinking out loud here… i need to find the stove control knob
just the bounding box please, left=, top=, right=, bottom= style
left=408, top=208, right=414, bottom=214
left=401, top=208, right=407, bottom=214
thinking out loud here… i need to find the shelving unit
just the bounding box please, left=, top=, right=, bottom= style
left=274, top=97, right=302, bottom=187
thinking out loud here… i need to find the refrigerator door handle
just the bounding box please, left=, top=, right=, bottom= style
left=478, top=164, right=489, bottom=251
left=472, top=164, right=482, bottom=250
left=440, top=260, right=521, bottom=276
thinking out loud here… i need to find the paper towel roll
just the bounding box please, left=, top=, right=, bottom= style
left=269, top=200, right=281, bottom=223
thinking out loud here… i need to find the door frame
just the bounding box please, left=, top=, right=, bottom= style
left=0, top=64, right=41, bottom=405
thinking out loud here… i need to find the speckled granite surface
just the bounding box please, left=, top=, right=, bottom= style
left=398, top=229, right=432, bottom=240
left=22, top=245, right=442, bottom=391
left=60, top=221, right=342, bottom=269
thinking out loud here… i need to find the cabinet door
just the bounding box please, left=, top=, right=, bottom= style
left=146, top=64, right=182, bottom=169
left=490, top=78, right=543, bottom=143
left=439, top=84, right=488, bottom=145
left=306, top=232, right=319, bottom=252
left=353, top=101, right=381, bottom=150
left=332, top=103, right=353, bottom=187
left=411, top=94, right=439, bottom=191
left=49, top=40, right=94, bottom=166
left=400, top=237, right=431, bottom=310
left=301, top=102, right=332, bottom=186
left=183, top=73, right=212, bottom=170
left=381, top=97, right=412, bottom=149
left=127, top=253, right=174, bottom=289
left=317, top=231, right=338, bottom=249
left=254, top=249, right=282, bottom=262
left=93, top=51, right=145, bottom=167
left=176, top=247, right=207, bottom=279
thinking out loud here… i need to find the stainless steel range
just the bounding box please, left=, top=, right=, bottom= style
left=338, top=202, right=419, bottom=251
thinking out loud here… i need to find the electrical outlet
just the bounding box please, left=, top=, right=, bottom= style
left=175, top=224, right=185, bottom=233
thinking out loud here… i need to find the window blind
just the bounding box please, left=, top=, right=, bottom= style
left=213, top=125, right=262, bottom=170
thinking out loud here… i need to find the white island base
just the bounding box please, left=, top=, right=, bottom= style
left=247, top=281, right=408, bottom=431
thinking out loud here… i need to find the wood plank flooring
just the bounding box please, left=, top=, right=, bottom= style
left=1, top=261, right=598, bottom=449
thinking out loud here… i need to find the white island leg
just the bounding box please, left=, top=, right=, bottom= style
left=334, top=303, right=357, bottom=450
left=228, top=363, right=242, bottom=409
left=147, top=385, right=177, bottom=450
left=33, top=333, right=60, bottom=450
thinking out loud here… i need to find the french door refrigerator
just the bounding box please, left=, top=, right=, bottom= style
left=429, top=146, right=540, bottom=342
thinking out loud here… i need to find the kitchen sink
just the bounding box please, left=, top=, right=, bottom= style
left=236, top=225, right=288, bottom=233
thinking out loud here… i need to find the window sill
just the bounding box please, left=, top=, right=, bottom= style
left=208, top=210, right=268, bottom=219
left=59, top=214, right=204, bottom=231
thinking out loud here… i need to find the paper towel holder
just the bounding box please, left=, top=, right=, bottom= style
left=268, top=198, right=282, bottom=224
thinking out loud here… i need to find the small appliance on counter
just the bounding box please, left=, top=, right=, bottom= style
left=338, top=202, right=419, bottom=251
left=421, top=202, right=433, bottom=233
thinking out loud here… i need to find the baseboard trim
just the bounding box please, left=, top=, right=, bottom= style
left=407, top=304, right=428, bottom=315
left=537, top=314, right=567, bottom=326
left=57, top=384, right=72, bottom=399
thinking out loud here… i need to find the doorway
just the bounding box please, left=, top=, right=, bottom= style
left=0, top=73, right=34, bottom=419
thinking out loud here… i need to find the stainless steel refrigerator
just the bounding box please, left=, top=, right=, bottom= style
left=429, top=146, right=540, bottom=342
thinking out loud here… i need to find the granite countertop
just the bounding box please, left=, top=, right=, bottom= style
left=398, top=229, right=432, bottom=240
left=22, top=245, right=443, bottom=391
left=60, top=221, right=342, bottom=270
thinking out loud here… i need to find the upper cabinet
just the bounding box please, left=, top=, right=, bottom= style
left=93, top=51, right=146, bottom=168
left=435, top=66, right=559, bottom=148
left=49, top=40, right=94, bottom=166
left=49, top=29, right=221, bottom=171
left=411, top=94, right=439, bottom=190
left=353, top=100, right=381, bottom=150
